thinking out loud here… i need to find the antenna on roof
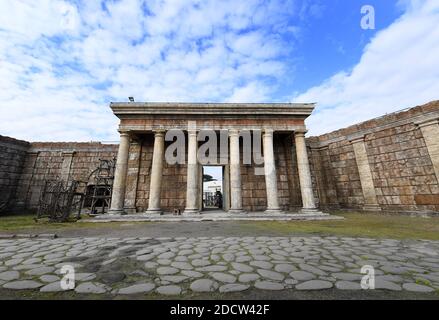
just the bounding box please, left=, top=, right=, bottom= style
left=128, top=96, right=134, bottom=102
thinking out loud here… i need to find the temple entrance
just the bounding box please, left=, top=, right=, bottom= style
left=201, top=165, right=229, bottom=212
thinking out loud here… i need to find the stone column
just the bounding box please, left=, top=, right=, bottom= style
left=223, top=165, right=230, bottom=211
left=60, top=151, right=75, bottom=183
left=15, top=151, right=39, bottom=209
left=263, top=129, right=282, bottom=214
left=184, top=130, right=200, bottom=214
left=109, top=131, right=130, bottom=214
left=310, top=147, right=327, bottom=207
left=229, top=130, right=245, bottom=213
left=295, top=131, right=318, bottom=213
left=124, top=139, right=141, bottom=213
left=416, top=118, right=439, bottom=182
left=197, top=163, right=203, bottom=210
left=146, top=131, right=165, bottom=214
left=314, top=145, right=340, bottom=208
left=350, top=136, right=381, bottom=211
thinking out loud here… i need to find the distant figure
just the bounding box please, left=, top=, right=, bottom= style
left=215, top=191, right=223, bottom=209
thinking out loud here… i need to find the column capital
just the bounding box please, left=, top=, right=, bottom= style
left=187, top=129, right=198, bottom=135
left=153, top=129, right=166, bottom=137
left=228, top=129, right=240, bottom=137
left=262, top=129, right=274, bottom=136
left=415, top=118, right=439, bottom=128
left=61, top=151, right=76, bottom=156
left=294, top=130, right=307, bottom=138
left=118, top=130, right=130, bottom=137
left=349, top=136, right=365, bottom=144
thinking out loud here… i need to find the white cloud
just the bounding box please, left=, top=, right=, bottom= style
left=0, top=0, right=301, bottom=142
left=294, top=0, right=439, bottom=136
left=7, top=0, right=436, bottom=143
left=0, top=0, right=80, bottom=41
left=226, top=82, right=272, bottom=103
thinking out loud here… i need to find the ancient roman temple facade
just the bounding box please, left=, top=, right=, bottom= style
left=108, top=102, right=319, bottom=215
left=2, top=100, right=439, bottom=215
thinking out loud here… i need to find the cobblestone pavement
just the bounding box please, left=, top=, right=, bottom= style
left=0, top=236, right=438, bottom=297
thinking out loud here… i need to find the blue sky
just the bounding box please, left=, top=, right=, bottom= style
left=289, top=0, right=403, bottom=93
left=0, top=0, right=438, bottom=142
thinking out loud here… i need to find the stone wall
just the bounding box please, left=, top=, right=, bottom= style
left=307, top=100, right=439, bottom=213
left=134, top=132, right=303, bottom=213
left=14, top=142, right=118, bottom=210
left=135, top=134, right=187, bottom=212
left=0, top=136, right=30, bottom=212
left=239, top=133, right=299, bottom=212
left=2, top=100, right=439, bottom=214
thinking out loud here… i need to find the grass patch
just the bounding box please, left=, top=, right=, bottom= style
left=1, top=211, right=439, bottom=241
left=415, top=278, right=431, bottom=286
left=0, top=213, right=144, bottom=233
left=238, top=211, right=439, bottom=240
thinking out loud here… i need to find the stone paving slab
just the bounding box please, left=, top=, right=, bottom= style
left=0, top=236, right=438, bottom=297
left=89, top=212, right=343, bottom=222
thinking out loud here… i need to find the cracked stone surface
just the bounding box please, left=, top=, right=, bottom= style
left=0, top=271, right=19, bottom=281
left=157, top=267, right=179, bottom=275
left=296, top=280, right=333, bottom=290
left=402, top=283, right=435, bottom=292
left=40, top=275, right=60, bottom=283
left=210, top=272, right=236, bottom=283
left=0, top=236, right=438, bottom=296
left=190, top=279, right=219, bottom=292
left=4, top=280, right=43, bottom=290
left=335, top=280, right=361, bottom=290
left=75, top=282, right=108, bottom=294
left=156, top=285, right=182, bottom=295
left=40, top=282, right=67, bottom=292
left=255, top=281, right=284, bottom=290
left=118, top=283, right=155, bottom=294
left=219, top=283, right=250, bottom=293
left=289, top=270, right=315, bottom=281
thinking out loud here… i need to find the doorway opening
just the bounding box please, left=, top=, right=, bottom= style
left=202, top=165, right=227, bottom=212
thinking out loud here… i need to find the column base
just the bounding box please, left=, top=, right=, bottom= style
left=264, top=208, right=283, bottom=214
left=362, top=204, right=382, bottom=211
left=300, top=207, right=320, bottom=214
left=145, top=209, right=163, bottom=215
left=228, top=209, right=247, bottom=214
left=124, top=207, right=137, bottom=214
left=183, top=209, right=201, bottom=215
left=108, top=209, right=125, bottom=215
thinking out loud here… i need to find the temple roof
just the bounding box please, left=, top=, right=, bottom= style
left=110, top=102, right=315, bottom=118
